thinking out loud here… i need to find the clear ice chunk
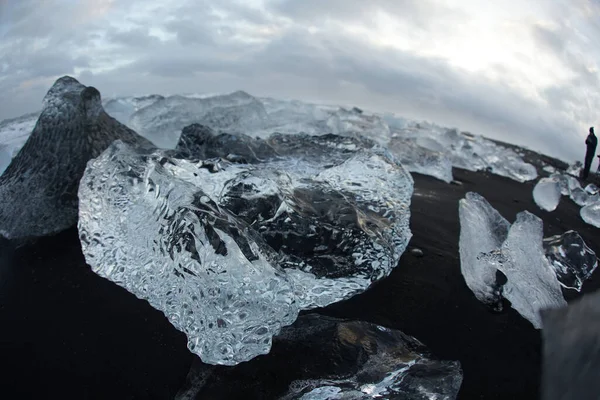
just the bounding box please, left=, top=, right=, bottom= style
left=175, top=314, right=463, bottom=400
left=279, top=315, right=463, bottom=400
left=387, top=136, right=453, bottom=183
left=479, top=212, right=567, bottom=328
left=585, top=184, right=599, bottom=195
left=78, top=141, right=299, bottom=366
left=533, top=177, right=562, bottom=211
left=78, top=131, right=414, bottom=363
left=0, top=76, right=153, bottom=239
left=543, top=231, right=598, bottom=291
left=171, top=128, right=414, bottom=309
left=580, top=201, right=600, bottom=228
left=458, top=192, right=510, bottom=308
left=566, top=161, right=583, bottom=177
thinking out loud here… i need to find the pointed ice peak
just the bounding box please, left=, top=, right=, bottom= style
left=42, top=76, right=85, bottom=109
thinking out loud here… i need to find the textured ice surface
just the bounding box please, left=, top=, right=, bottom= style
left=458, top=192, right=510, bottom=308
left=543, top=231, right=598, bottom=291
left=78, top=141, right=299, bottom=365
left=533, top=177, right=562, bottom=211
left=388, top=136, right=453, bottom=183
left=0, top=76, right=153, bottom=239
left=279, top=315, right=463, bottom=400
left=581, top=202, right=600, bottom=228
left=129, top=91, right=268, bottom=148
left=389, top=125, right=536, bottom=183
left=78, top=131, right=413, bottom=362
left=479, top=212, right=567, bottom=328
left=172, top=127, right=414, bottom=309
left=175, top=314, right=462, bottom=399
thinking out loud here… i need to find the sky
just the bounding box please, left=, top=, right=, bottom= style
left=1, top=0, right=600, bottom=162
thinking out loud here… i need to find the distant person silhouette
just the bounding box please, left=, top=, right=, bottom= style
left=583, top=127, right=597, bottom=180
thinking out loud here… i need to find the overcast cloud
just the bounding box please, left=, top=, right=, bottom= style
left=1, top=0, right=599, bottom=161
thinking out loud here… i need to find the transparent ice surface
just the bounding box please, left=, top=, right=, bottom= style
left=543, top=231, right=598, bottom=291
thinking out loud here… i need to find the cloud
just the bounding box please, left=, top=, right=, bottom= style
left=1, top=0, right=599, bottom=162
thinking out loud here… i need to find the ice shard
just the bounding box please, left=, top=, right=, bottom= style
left=78, top=141, right=299, bottom=366
left=458, top=192, right=510, bottom=308
left=0, top=76, right=153, bottom=240
left=479, top=212, right=567, bottom=328
left=580, top=201, right=600, bottom=228
left=543, top=231, right=598, bottom=291
left=533, top=177, right=562, bottom=211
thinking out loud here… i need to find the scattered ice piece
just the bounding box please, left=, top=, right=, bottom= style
left=277, top=315, right=463, bottom=400
left=585, top=184, right=599, bottom=195
left=479, top=212, right=567, bottom=328
left=458, top=192, right=510, bottom=308
left=78, top=141, right=299, bottom=366
left=543, top=165, right=556, bottom=174
left=570, top=187, right=594, bottom=207
left=175, top=314, right=463, bottom=399
left=543, top=231, right=598, bottom=291
left=0, top=76, right=153, bottom=239
left=411, top=248, right=424, bottom=257
left=581, top=202, right=600, bottom=228
left=533, top=177, right=562, bottom=211
left=388, top=136, right=453, bottom=183
left=566, top=161, right=583, bottom=177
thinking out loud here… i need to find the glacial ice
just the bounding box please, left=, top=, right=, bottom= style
left=2, top=90, right=541, bottom=184
left=0, top=76, right=153, bottom=239
left=533, top=177, right=562, bottom=211
left=278, top=315, right=463, bottom=400
left=387, top=136, right=454, bottom=183
left=78, top=141, right=299, bottom=366
left=458, top=192, right=510, bottom=308
left=581, top=202, right=600, bottom=228
left=480, top=212, right=567, bottom=329
left=0, top=112, right=39, bottom=174
left=129, top=91, right=269, bottom=149
left=543, top=231, right=598, bottom=291
left=585, top=184, right=599, bottom=195
left=103, top=94, right=164, bottom=124
left=78, top=131, right=413, bottom=363
left=171, top=127, right=414, bottom=309
left=175, top=314, right=462, bottom=399
left=566, top=161, right=583, bottom=177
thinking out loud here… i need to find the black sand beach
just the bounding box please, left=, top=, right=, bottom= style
left=0, top=166, right=597, bottom=399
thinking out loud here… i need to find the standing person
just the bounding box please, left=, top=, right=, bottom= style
left=583, top=127, right=597, bottom=180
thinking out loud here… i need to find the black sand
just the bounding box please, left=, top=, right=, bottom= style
left=0, top=167, right=598, bottom=399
